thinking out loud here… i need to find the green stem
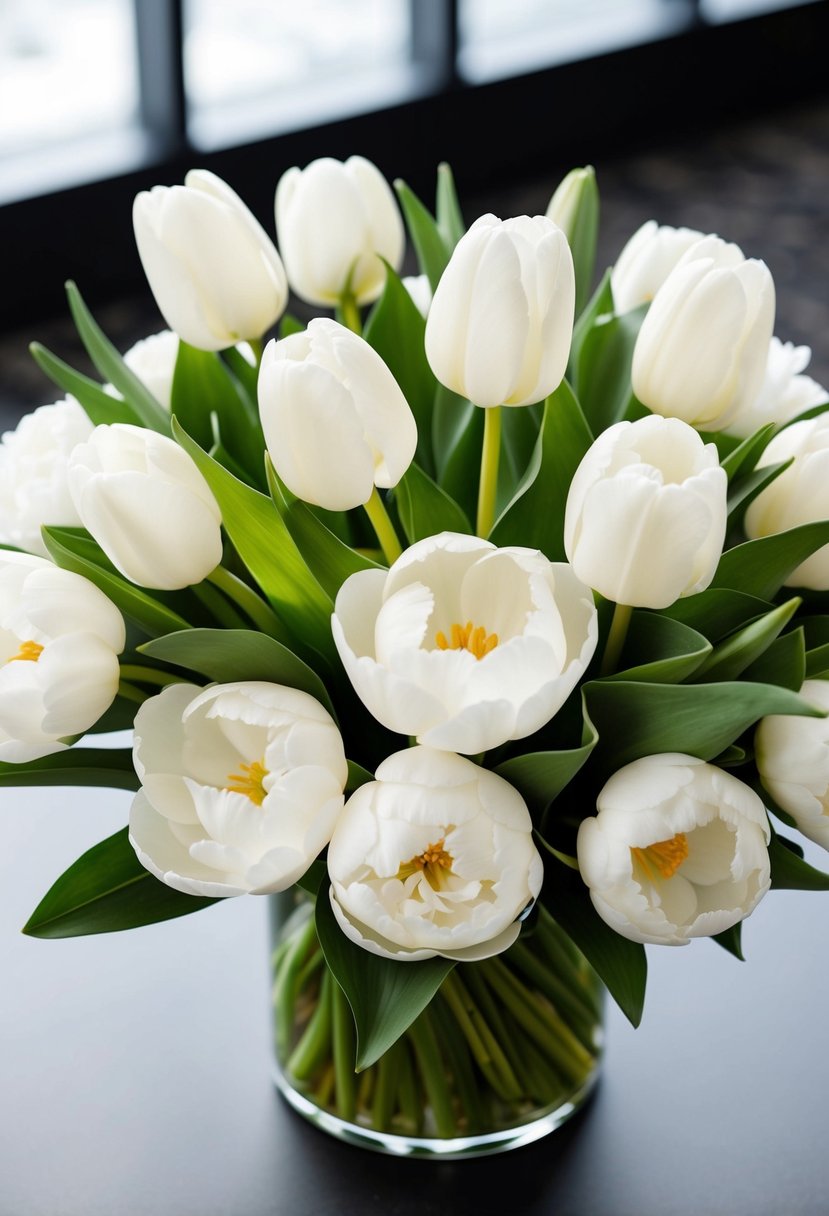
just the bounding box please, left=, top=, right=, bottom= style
left=274, top=913, right=317, bottom=1058
left=371, top=1044, right=398, bottom=1133
left=192, top=580, right=247, bottom=630
left=441, top=971, right=522, bottom=1102
left=332, top=982, right=356, bottom=1121
left=430, top=994, right=486, bottom=1134
left=601, top=602, right=633, bottom=676
left=118, top=664, right=188, bottom=688
left=207, top=566, right=287, bottom=640
left=339, top=293, right=362, bottom=335
left=509, top=942, right=598, bottom=1053
left=476, top=405, right=502, bottom=537
left=117, top=680, right=148, bottom=705
left=363, top=487, right=403, bottom=566
left=287, top=970, right=333, bottom=1082
left=407, top=1009, right=457, bottom=1138
left=395, top=1039, right=422, bottom=1136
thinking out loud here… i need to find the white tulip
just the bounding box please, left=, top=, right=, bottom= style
left=545, top=166, right=595, bottom=240
left=402, top=273, right=432, bottom=318
left=67, top=423, right=223, bottom=590
left=129, top=681, right=348, bottom=897
left=332, top=531, right=598, bottom=754
left=610, top=220, right=703, bottom=314
left=632, top=235, right=775, bottom=430
left=122, top=330, right=180, bottom=410
left=275, top=155, right=404, bottom=307
left=744, top=415, right=829, bottom=589
left=133, top=169, right=288, bottom=351
left=577, top=753, right=771, bottom=946
left=0, top=551, right=125, bottom=762
left=424, top=214, right=575, bottom=408
left=328, top=746, right=543, bottom=962
left=724, top=336, right=828, bottom=438
left=563, top=415, right=727, bottom=609
left=0, top=398, right=93, bottom=556
left=258, top=318, right=417, bottom=512
left=756, top=679, right=829, bottom=850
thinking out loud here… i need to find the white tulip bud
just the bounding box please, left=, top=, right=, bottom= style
left=610, top=220, right=703, bottom=314
left=67, top=423, right=223, bottom=590
left=0, top=551, right=125, bottom=762
left=328, top=746, right=543, bottom=962
left=563, top=415, right=727, bottom=609
left=133, top=169, right=288, bottom=351
left=275, top=156, right=404, bottom=307
left=332, top=531, right=598, bottom=754
left=631, top=235, right=775, bottom=430
left=258, top=318, right=417, bottom=512
left=744, top=415, right=829, bottom=589
left=0, top=398, right=93, bottom=556
left=424, top=214, right=575, bottom=408
left=545, top=166, right=595, bottom=240
left=130, top=681, right=348, bottom=897
left=724, top=336, right=828, bottom=439
left=577, top=754, right=771, bottom=946
left=122, top=330, right=180, bottom=410
left=756, top=679, right=829, bottom=851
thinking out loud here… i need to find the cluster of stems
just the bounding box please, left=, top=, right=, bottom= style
left=271, top=901, right=603, bottom=1140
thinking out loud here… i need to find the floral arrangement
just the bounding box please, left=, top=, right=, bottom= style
left=5, top=156, right=829, bottom=1147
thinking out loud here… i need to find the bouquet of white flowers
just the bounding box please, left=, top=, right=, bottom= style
left=4, top=157, right=829, bottom=1157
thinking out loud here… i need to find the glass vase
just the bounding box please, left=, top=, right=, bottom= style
left=269, top=890, right=604, bottom=1158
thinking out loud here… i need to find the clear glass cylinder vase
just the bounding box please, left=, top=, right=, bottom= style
left=270, top=890, right=604, bottom=1159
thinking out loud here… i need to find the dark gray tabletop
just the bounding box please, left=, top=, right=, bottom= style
left=1, top=780, right=827, bottom=1216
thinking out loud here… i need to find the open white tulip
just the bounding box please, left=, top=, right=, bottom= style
left=632, top=235, right=775, bottom=430
left=0, top=397, right=93, bottom=556
left=756, top=679, right=829, bottom=850
left=424, top=214, right=575, bottom=408
left=744, top=414, right=829, bottom=589
left=133, top=169, right=288, bottom=351
left=129, top=681, right=348, bottom=897
left=332, top=532, right=598, bottom=754
left=258, top=318, right=417, bottom=512
left=275, top=155, right=403, bottom=306
left=564, top=415, right=727, bottom=609
left=0, top=551, right=125, bottom=762
left=328, top=746, right=543, bottom=962
left=610, top=220, right=703, bottom=314
left=577, top=753, right=771, bottom=946
left=725, top=336, right=828, bottom=439
left=67, top=423, right=223, bottom=590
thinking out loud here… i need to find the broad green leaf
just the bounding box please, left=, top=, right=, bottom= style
left=139, top=628, right=335, bottom=717
left=0, top=748, right=138, bottom=791
left=569, top=268, right=611, bottom=376
left=538, top=849, right=647, bottom=1027
left=315, top=888, right=454, bottom=1071
left=363, top=266, right=438, bottom=476
left=432, top=383, right=474, bottom=479
left=346, top=760, right=374, bottom=792
left=605, top=611, right=711, bottom=684
left=690, top=598, right=801, bottom=683
left=712, top=521, right=829, bottom=600
left=394, top=178, right=451, bottom=292
left=584, top=679, right=823, bottom=778
left=42, top=526, right=192, bottom=638
left=490, top=381, right=593, bottom=559
left=173, top=421, right=335, bottom=663
left=499, top=399, right=542, bottom=491
left=435, top=162, right=465, bottom=248
left=800, top=615, right=829, bottom=676
left=280, top=313, right=305, bottom=338
left=280, top=498, right=385, bottom=601
left=29, top=343, right=139, bottom=426
left=726, top=459, right=791, bottom=524
left=435, top=392, right=484, bottom=522
left=495, top=701, right=598, bottom=813
left=743, top=627, right=806, bottom=691
left=552, top=165, right=599, bottom=315
left=662, top=588, right=775, bottom=643
left=395, top=462, right=471, bottom=544
left=65, top=282, right=170, bottom=433
left=575, top=302, right=647, bottom=435
left=23, top=827, right=217, bottom=938
left=712, top=924, right=744, bottom=960
left=769, top=832, right=829, bottom=891
left=720, top=422, right=777, bottom=481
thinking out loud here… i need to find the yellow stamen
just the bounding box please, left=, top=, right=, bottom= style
left=225, top=759, right=269, bottom=806
left=631, top=833, right=689, bottom=881
left=398, top=837, right=455, bottom=888
left=435, top=620, right=499, bottom=660
left=7, top=640, right=44, bottom=664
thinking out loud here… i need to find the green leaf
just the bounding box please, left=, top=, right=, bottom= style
left=769, top=831, right=829, bottom=891
left=569, top=269, right=611, bottom=376
left=720, top=423, right=777, bottom=481
left=139, top=628, right=336, bottom=717
left=435, top=162, right=465, bottom=249
left=280, top=313, right=305, bottom=339
left=495, top=702, right=598, bottom=814
left=662, top=588, right=776, bottom=643
left=726, top=459, right=791, bottom=525
left=394, top=179, right=451, bottom=292
left=742, top=627, right=806, bottom=691
left=552, top=165, right=599, bottom=315
left=537, top=849, right=647, bottom=1027
left=434, top=390, right=484, bottom=522
left=29, top=343, right=140, bottom=426
left=346, top=760, right=374, bottom=792
left=65, top=282, right=170, bottom=433
left=490, top=381, right=593, bottom=559
left=395, top=462, right=471, bottom=545
left=23, top=827, right=218, bottom=938
left=315, top=888, right=454, bottom=1071
left=584, top=679, right=823, bottom=778
left=575, top=303, right=647, bottom=435
left=607, top=611, right=711, bottom=684
left=42, top=526, right=192, bottom=638
left=0, top=748, right=139, bottom=791
left=712, top=521, right=829, bottom=600
left=690, top=597, right=801, bottom=683
left=712, top=924, right=744, bottom=960
left=279, top=497, right=385, bottom=602
left=173, top=421, right=335, bottom=664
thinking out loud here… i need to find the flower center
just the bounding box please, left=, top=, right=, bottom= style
left=398, top=837, right=455, bottom=889
left=435, top=621, right=498, bottom=660
left=6, top=640, right=44, bottom=664
left=631, top=833, right=689, bottom=881
left=225, top=759, right=269, bottom=806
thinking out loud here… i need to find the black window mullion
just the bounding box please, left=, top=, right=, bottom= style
left=133, top=0, right=188, bottom=155
left=410, top=0, right=460, bottom=88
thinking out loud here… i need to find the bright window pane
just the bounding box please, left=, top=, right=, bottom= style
left=184, top=0, right=414, bottom=148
